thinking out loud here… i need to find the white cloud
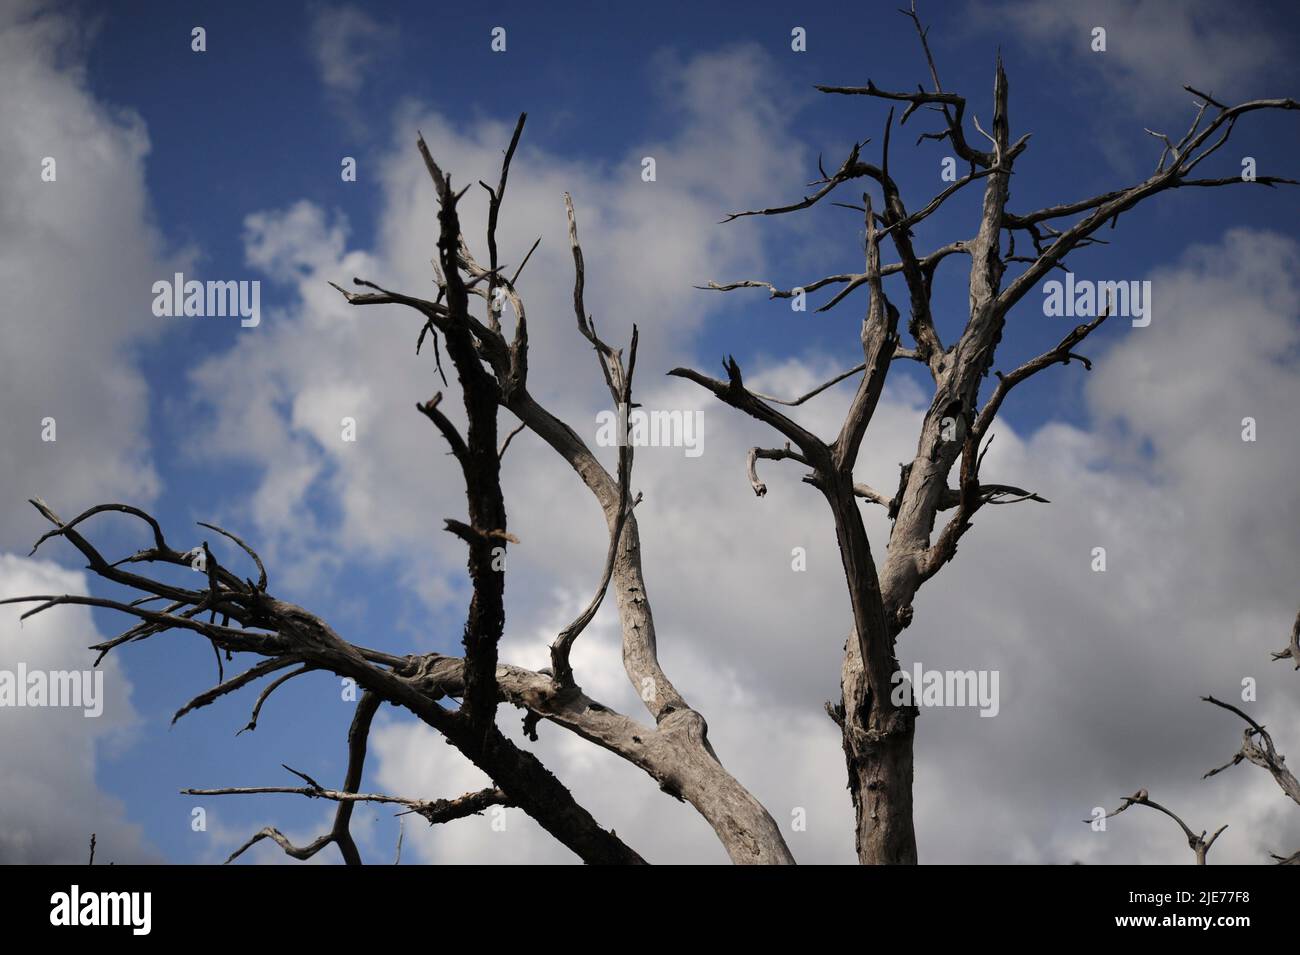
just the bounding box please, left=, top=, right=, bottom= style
left=308, top=4, right=395, bottom=99
left=0, top=554, right=156, bottom=863
left=244, top=200, right=350, bottom=283
left=184, top=43, right=806, bottom=585
left=0, top=2, right=173, bottom=550
left=980, top=0, right=1285, bottom=114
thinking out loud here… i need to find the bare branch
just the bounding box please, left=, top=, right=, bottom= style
left=1202, top=695, right=1300, bottom=806
left=172, top=656, right=305, bottom=726
left=482, top=112, right=527, bottom=333
left=1271, top=610, right=1300, bottom=668
left=220, top=693, right=382, bottom=865
left=497, top=421, right=526, bottom=459
left=415, top=391, right=470, bottom=466
left=833, top=192, right=901, bottom=471
left=237, top=664, right=319, bottom=735
left=185, top=780, right=510, bottom=827
left=1090, top=789, right=1226, bottom=864
left=551, top=324, right=641, bottom=689
left=748, top=363, right=866, bottom=407
left=668, top=357, right=831, bottom=469
left=196, top=521, right=268, bottom=592
left=747, top=443, right=808, bottom=497
left=700, top=239, right=970, bottom=317
left=973, top=291, right=1114, bottom=441
left=719, top=140, right=875, bottom=222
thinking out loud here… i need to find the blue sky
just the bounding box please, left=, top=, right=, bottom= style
left=3, top=0, right=1300, bottom=864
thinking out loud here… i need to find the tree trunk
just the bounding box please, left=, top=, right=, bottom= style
left=822, top=473, right=919, bottom=864
left=838, top=628, right=918, bottom=864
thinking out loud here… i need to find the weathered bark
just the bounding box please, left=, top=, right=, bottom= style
left=419, top=652, right=792, bottom=863
left=822, top=460, right=917, bottom=864
left=836, top=631, right=917, bottom=864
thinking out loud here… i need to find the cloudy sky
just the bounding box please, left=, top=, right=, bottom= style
left=1, top=0, right=1298, bottom=865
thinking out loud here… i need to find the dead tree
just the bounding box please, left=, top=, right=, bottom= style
left=1097, top=612, right=1300, bottom=864
left=1092, top=789, right=1227, bottom=865
left=673, top=2, right=1299, bottom=863
left=1198, top=611, right=1300, bottom=864
left=1203, top=694, right=1300, bottom=865
left=3, top=115, right=793, bottom=865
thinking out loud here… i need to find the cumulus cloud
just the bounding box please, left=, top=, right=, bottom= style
left=0, top=2, right=176, bottom=550
left=183, top=43, right=806, bottom=588
left=894, top=228, right=1300, bottom=864
left=308, top=3, right=395, bottom=118
left=980, top=0, right=1286, bottom=114
left=0, top=555, right=156, bottom=863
